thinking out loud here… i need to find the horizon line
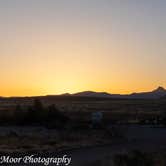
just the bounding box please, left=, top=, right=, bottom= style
left=0, top=86, right=165, bottom=98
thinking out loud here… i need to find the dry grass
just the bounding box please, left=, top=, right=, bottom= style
left=0, top=127, right=114, bottom=153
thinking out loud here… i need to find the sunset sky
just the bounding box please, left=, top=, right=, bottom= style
left=0, top=0, right=166, bottom=96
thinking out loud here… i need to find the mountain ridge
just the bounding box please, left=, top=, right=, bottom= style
left=71, top=86, right=166, bottom=99
left=0, top=86, right=166, bottom=99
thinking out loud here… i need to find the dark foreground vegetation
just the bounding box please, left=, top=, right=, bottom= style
left=0, top=99, right=69, bottom=128
left=1, top=96, right=166, bottom=127
left=0, top=98, right=118, bottom=153
left=0, top=96, right=166, bottom=154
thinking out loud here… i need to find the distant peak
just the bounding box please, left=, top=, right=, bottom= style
left=153, top=86, right=166, bottom=92
left=61, top=93, right=71, bottom=96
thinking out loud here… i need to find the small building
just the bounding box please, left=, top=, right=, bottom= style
left=91, top=112, right=103, bottom=125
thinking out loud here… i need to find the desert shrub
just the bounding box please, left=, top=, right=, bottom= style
left=46, top=104, right=69, bottom=129
left=23, top=99, right=49, bottom=125
left=13, top=105, right=26, bottom=125
left=0, top=99, right=69, bottom=127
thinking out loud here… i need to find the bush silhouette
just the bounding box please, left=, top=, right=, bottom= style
left=14, top=104, right=24, bottom=124
left=24, top=98, right=45, bottom=124
left=46, top=104, right=69, bottom=128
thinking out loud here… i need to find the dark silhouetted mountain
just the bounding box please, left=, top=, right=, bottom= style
left=128, top=86, right=166, bottom=99
left=72, top=87, right=166, bottom=99
left=73, top=91, right=112, bottom=98
left=0, top=87, right=165, bottom=100
left=61, top=93, right=71, bottom=96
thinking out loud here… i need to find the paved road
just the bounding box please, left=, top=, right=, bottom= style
left=57, top=126, right=166, bottom=166
left=60, top=140, right=166, bottom=166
